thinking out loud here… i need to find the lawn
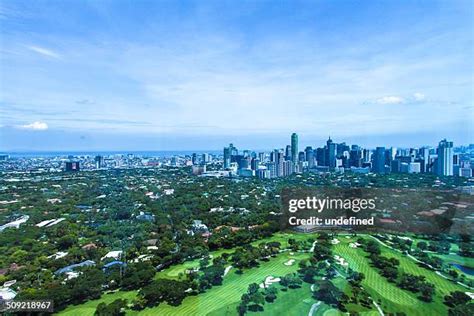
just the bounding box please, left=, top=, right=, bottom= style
left=332, top=235, right=467, bottom=316
left=58, top=232, right=467, bottom=316
left=59, top=233, right=311, bottom=316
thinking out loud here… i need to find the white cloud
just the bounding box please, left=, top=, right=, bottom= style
left=27, top=46, right=60, bottom=59
left=413, top=92, right=425, bottom=101
left=18, top=121, right=49, bottom=130
left=375, top=96, right=405, bottom=104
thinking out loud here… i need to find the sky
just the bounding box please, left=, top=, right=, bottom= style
left=0, top=0, right=473, bottom=151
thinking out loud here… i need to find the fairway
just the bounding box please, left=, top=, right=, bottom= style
left=332, top=236, right=468, bottom=316
left=58, top=233, right=468, bottom=316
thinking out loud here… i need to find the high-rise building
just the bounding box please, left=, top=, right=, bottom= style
left=223, top=147, right=231, bottom=169
left=437, top=139, right=453, bottom=176
left=291, top=133, right=298, bottom=163
left=325, top=137, right=337, bottom=169
left=251, top=158, right=260, bottom=171
left=419, top=147, right=430, bottom=173
left=316, top=147, right=326, bottom=166
left=305, top=146, right=315, bottom=168
left=65, top=161, right=80, bottom=172
left=285, top=145, right=292, bottom=161
left=349, top=147, right=362, bottom=167
left=298, top=151, right=305, bottom=162
left=266, top=162, right=277, bottom=178
left=94, top=155, right=103, bottom=169
left=372, top=147, right=386, bottom=173
left=192, top=153, right=198, bottom=165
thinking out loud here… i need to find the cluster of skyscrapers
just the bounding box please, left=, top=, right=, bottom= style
left=220, top=133, right=472, bottom=179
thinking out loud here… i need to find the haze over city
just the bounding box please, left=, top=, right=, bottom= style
left=0, top=0, right=473, bottom=151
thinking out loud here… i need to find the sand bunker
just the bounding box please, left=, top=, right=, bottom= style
left=259, top=276, right=281, bottom=288
left=223, top=265, right=232, bottom=276
left=331, top=239, right=340, bottom=245
left=334, top=255, right=349, bottom=267
left=284, top=259, right=295, bottom=266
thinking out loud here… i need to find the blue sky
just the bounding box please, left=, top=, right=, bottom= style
left=0, top=0, right=473, bottom=151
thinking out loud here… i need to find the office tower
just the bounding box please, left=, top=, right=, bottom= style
left=453, top=154, right=459, bottom=165
left=349, top=147, right=362, bottom=167
left=266, top=162, right=277, bottom=178
left=285, top=145, right=292, bottom=161
left=316, top=147, right=326, bottom=166
left=192, top=153, right=198, bottom=165
left=233, top=155, right=248, bottom=170
left=229, top=143, right=238, bottom=155
left=223, top=147, right=231, bottom=169
left=94, top=155, right=103, bottom=169
left=256, top=169, right=270, bottom=179
left=298, top=151, right=305, bottom=162
left=437, top=139, right=453, bottom=176
left=202, top=153, right=209, bottom=163
left=419, top=147, right=430, bottom=173
left=258, top=152, right=265, bottom=162
left=391, top=159, right=401, bottom=173
left=325, top=137, right=337, bottom=169
left=65, top=161, right=80, bottom=172
left=282, top=160, right=294, bottom=176
left=337, top=142, right=350, bottom=156
left=251, top=158, right=260, bottom=171
left=373, top=147, right=386, bottom=173
left=363, top=148, right=372, bottom=163
left=385, top=147, right=396, bottom=166
left=291, top=133, right=298, bottom=163
left=305, top=146, right=315, bottom=168
left=275, top=151, right=284, bottom=165
left=270, top=150, right=278, bottom=163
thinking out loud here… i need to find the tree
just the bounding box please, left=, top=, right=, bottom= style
left=313, top=243, right=332, bottom=261
left=95, top=299, right=128, bottom=316
left=140, top=279, right=189, bottom=307
left=313, top=280, right=344, bottom=307
left=448, top=302, right=474, bottom=316
left=444, top=291, right=471, bottom=307
left=121, top=262, right=155, bottom=290
left=264, top=287, right=278, bottom=303
left=417, top=241, right=428, bottom=251
left=419, top=283, right=435, bottom=302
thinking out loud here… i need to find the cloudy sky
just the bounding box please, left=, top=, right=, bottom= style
left=0, top=0, right=473, bottom=151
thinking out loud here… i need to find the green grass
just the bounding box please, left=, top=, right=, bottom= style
left=332, top=235, right=467, bottom=316
left=59, top=290, right=138, bottom=316
left=209, top=282, right=316, bottom=316
left=58, top=236, right=310, bottom=316
left=58, top=232, right=468, bottom=316
left=132, top=251, right=307, bottom=316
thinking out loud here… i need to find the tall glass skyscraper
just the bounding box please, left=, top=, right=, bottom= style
left=291, top=133, right=298, bottom=163
left=437, top=139, right=453, bottom=176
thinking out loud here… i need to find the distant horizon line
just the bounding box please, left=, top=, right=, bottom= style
left=2, top=141, right=473, bottom=156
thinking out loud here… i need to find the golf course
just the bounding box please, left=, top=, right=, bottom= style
left=58, top=232, right=472, bottom=316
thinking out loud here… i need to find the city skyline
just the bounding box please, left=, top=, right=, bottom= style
left=1, top=0, right=473, bottom=151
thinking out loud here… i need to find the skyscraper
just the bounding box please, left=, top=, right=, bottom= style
left=291, top=133, right=298, bottom=163
left=285, top=145, right=292, bottom=161
left=223, top=147, right=231, bottom=169
left=305, top=146, right=315, bottom=168
left=437, top=139, right=453, bottom=176
left=94, top=155, right=103, bottom=169
left=325, top=137, right=336, bottom=169
left=373, top=147, right=386, bottom=174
